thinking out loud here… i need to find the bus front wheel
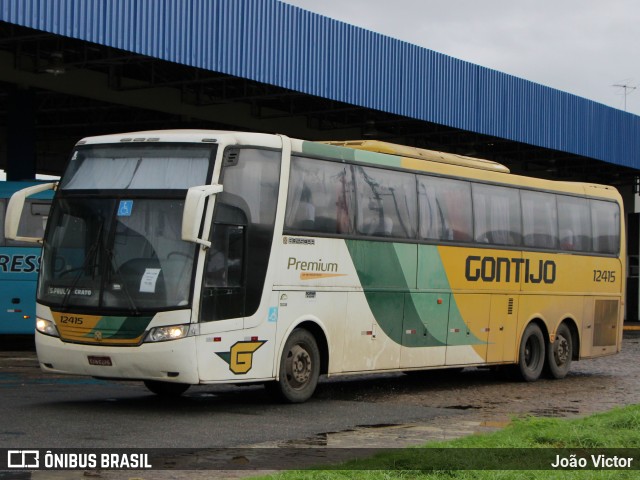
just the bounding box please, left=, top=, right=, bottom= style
left=546, top=323, right=573, bottom=379
left=267, top=328, right=320, bottom=403
left=516, top=323, right=545, bottom=382
left=144, top=380, right=190, bottom=397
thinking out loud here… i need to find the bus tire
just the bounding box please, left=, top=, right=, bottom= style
left=267, top=328, right=320, bottom=403
left=516, top=323, right=545, bottom=382
left=546, top=323, right=572, bottom=379
left=144, top=380, right=190, bottom=397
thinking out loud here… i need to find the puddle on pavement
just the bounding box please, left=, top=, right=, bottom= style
left=357, top=423, right=401, bottom=429
left=276, top=418, right=505, bottom=449
left=444, top=404, right=482, bottom=410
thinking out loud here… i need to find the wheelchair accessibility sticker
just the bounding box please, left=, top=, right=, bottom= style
left=117, top=200, right=133, bottom=217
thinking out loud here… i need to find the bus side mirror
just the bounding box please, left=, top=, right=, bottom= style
left=182, top=184, right=223, bottom=247
left=5, top=182, right=57, bottom=243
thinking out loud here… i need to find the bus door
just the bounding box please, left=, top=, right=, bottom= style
left=195, top=148, right=281, bottom=382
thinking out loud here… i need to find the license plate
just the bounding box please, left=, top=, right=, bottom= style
left=88, top=356, right=112, bottom=366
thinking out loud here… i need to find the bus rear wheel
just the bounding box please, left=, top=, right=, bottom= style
left=144, top=380, right=190, bottom=397
left=546, top=323, right=573, bottom=379
left=266, top=328, right=320, bottom=403
left=515, top=323, right=545, bottom=382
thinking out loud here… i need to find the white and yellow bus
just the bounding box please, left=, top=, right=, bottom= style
left=5, top=130, right=624, bottom=402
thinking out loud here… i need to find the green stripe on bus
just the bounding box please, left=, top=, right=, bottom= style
left=301, top=141, right=402, bottom=168
left=345, top=239, right=482, bottom=348
left=301, top=142, right=357, bottom=161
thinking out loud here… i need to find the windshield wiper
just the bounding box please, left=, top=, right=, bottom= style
left=60, top=220, right=104, bottom=311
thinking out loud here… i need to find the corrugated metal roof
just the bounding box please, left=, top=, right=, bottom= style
left=2, top=0, right=639, bottom=170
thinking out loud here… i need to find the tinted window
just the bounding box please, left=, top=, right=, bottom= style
left=591, top=200, right=620, bottom=254
left=418, top=176, right=472, bottom=242
left=557, top=195, right=591, bottom=251
left=521, top=191, right=558, bottom=249
left=6, top=199, right=51, bottom=247
left=473, top=184, right=521, bottom=246
left=354, top=166, right=417, bottom=238
left=285, top=157, right=355, bottom=235
left=222, top=149, right=280, bottom=225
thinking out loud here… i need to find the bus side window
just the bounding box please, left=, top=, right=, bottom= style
left=7, top=199, right=51, bottom=246
left=472, top=184, right=522, bottom=246
left=521, top=190, right=558, bottom=249
left=353, top=166, right=416, bottom=239
left=285, top=157, right=355, bottom=235
left=558, top=195, right=591, bottom=252
left=591, top=200, right=620, bottom=254
left=418, top=176, right=472, bottom=242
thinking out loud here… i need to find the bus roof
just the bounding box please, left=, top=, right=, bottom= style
left=321, top=140, right=510, bottom=174
left=75, top=129, right=281, bottom=147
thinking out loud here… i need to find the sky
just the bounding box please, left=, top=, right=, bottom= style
left=281, top=0, right=640, bottom=116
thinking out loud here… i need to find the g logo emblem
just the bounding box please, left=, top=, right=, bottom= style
left=216, top=341, right=266, bottom=374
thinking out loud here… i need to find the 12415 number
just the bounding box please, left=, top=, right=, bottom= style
left=593, top=270, right=616, bottom=283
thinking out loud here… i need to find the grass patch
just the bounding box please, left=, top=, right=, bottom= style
left=255, top=404, right=640, bottom=479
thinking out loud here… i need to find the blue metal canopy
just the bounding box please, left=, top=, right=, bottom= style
left=2, top=0, right=639, bottom=170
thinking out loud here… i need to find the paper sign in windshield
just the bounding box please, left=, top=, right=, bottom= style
left=140, top=268, right=161, bottom=293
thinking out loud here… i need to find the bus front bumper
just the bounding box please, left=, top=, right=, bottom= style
left=35, top=331, right=200, bottom=384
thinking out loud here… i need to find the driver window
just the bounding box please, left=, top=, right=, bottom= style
left=204, top=224, right=245, bottom=288
left=200, top=211, right=246, bottom=322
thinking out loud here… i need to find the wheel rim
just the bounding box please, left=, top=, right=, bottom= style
left=554, top=334, right=570, bottom=365
left=285, top=344, right=312, bottom=389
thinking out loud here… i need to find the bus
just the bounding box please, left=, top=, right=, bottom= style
left=5, top=130, right=624, bottom=402
left=0, top=181, right=52, bottom=334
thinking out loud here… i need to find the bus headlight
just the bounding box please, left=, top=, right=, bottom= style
left=36, top=318, right=60, bottom=337
left=145, top=324, right=191, bottom=343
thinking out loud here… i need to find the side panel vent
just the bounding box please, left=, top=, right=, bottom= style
left=507, top=298, right=514, bottom=315
left=593, top=299, right=619, bottom=347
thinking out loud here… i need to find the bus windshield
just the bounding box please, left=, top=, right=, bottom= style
left=38, top=143, right=215, bottom=313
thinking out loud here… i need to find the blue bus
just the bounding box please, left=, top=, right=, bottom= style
left=0, top=181, right=52, bottom=334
